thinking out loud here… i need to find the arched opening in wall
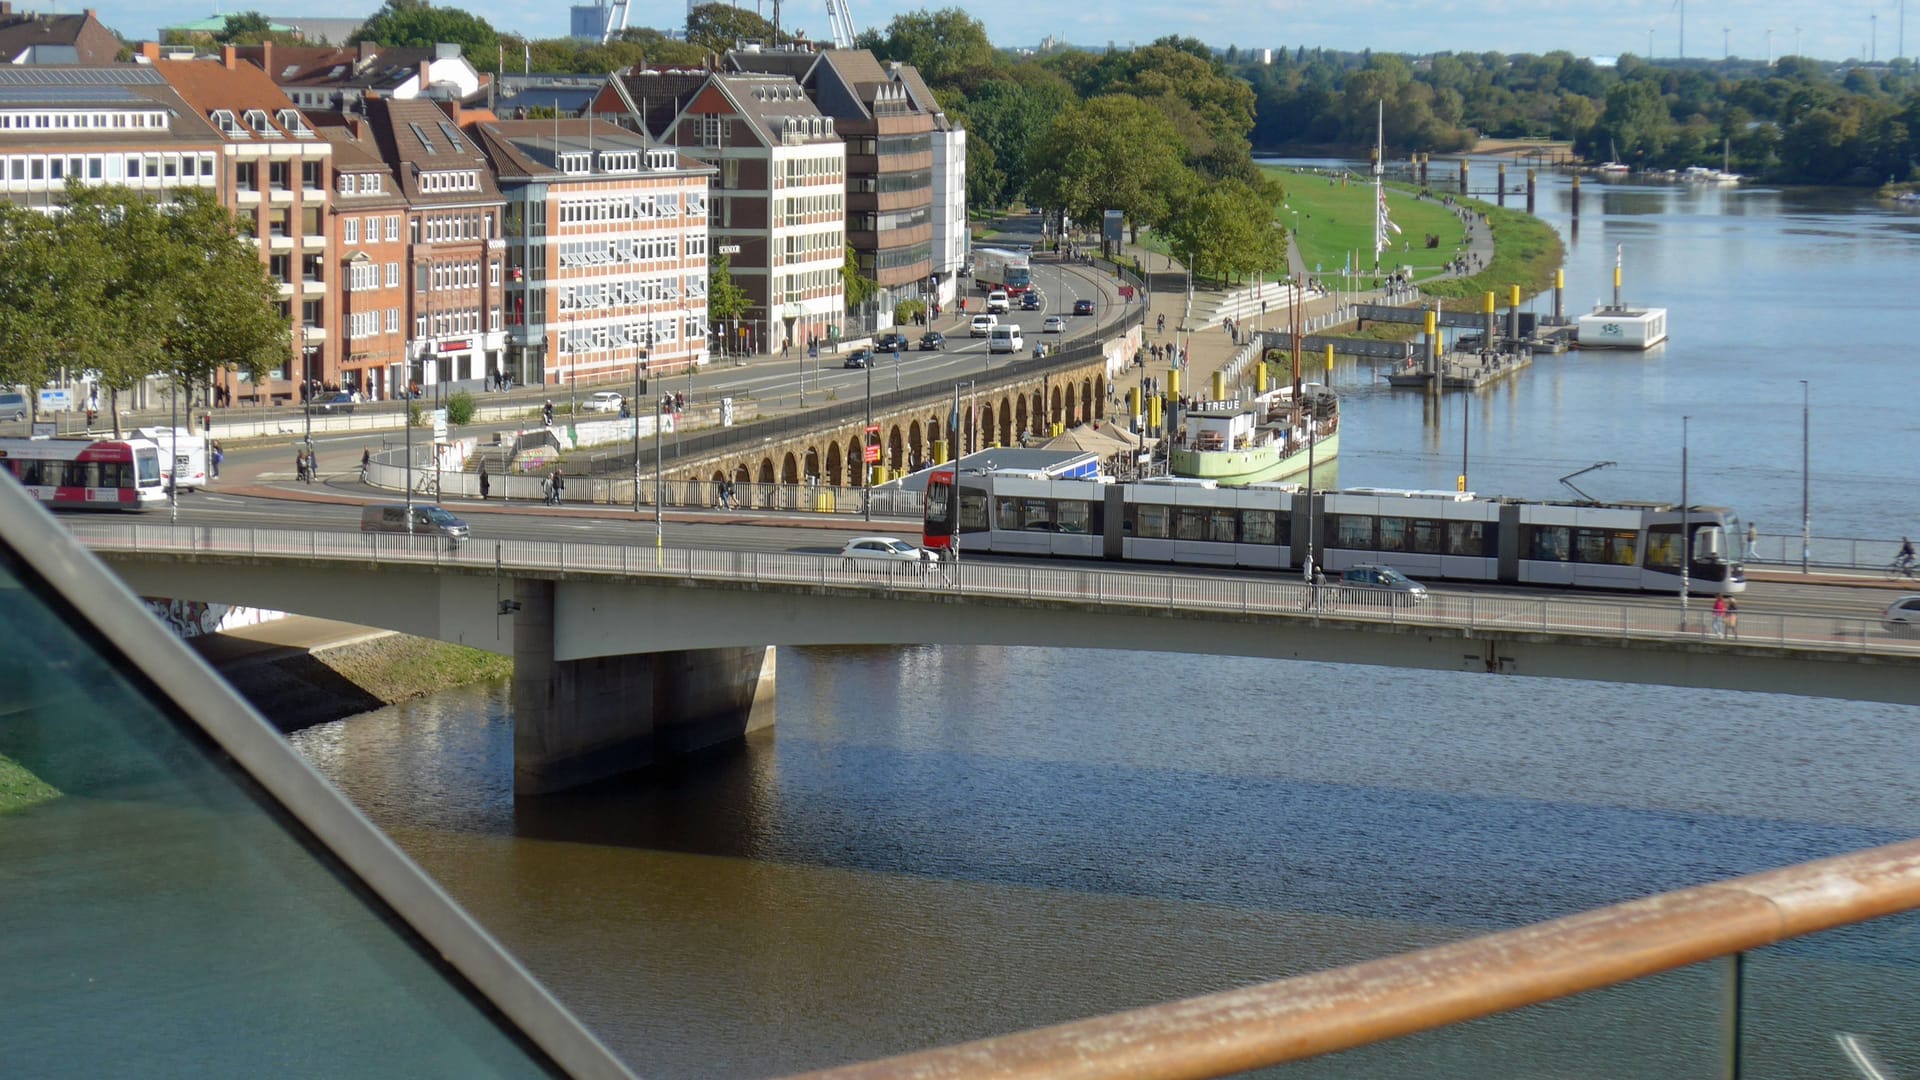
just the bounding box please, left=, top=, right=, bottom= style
left=1049, top=385, right=1063, bottom=432
left=928, top=412, right=945, bottom=459
left=781, top=451, right=800, bottom=485
left=997, top=398, right=1013, bottom=447
left=826, top=442, right=843, bottom=487
left=847, top=438, right=864, bottom=486
left=1080, top=378, right=1094, bottom=424
left=908, top=420, right=924, bottom=471
left=734, top=463, right=752, bottom=486
left=710, top=469, right=726, bottom=486
left=887, top=426, right=905, bottom=472
left=1064, top=384, right=1079, bottom=428
left=757, top=457, right=775, bottom=485
left=804, top=446, right=821, bottom=483
left=1014, top=396, right=1029, bottom=444
left=1094, top=374, right=1107, bottom=415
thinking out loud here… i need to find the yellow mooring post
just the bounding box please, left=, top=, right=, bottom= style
left=1325, top=343, right=1335, bottom=373
left=1255, top=361, right=1269, bottom=394
left=1211, top=370, right=1226, bottom=402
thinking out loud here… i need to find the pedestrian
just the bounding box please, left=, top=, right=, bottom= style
left=1745, top=521, right=1759, bottom=562
left=295, top=447, right=307, bottom=483
left=551, top=466, right=565, bottom=505
left=1711, top=594, right=1729, bottom=638
left=1725, top=597, right=1740, bottom=639
left=359, top=447, right=370, bottom=482
left=479, top=462, right=490, bottom=500
left=541, top=475, right=554, bottom=505
left=211, top=441, right=222, bottom=479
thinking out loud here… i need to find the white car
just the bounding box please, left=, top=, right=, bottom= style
left=970, top=314, right=997, bottom=337
left=585, top=391, right=624, bottom=413
left=1042, top=315, right=1067, bottom=333
left=840, top=536, right=926, bottom=564
left=1883, top=595, right=1920, bottom=635
left=986, top=290, right=1010, bottom=314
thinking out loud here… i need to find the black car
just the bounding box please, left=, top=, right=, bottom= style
left=1019, top=292, right=1043, bottom=311
left=874, top=332, right=911, bottom=352
left=1073, top=298, right=1096, bottom=316
left=312, top=391, right=356, bottom=415
left=918, top=331, right=946, bottom=351
left=843, top=349, right=874, bottom=369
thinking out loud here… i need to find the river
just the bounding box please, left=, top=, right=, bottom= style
left=290, top=168, right=1920, bottom=1078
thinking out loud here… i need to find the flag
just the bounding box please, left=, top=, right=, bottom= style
left=1376, top=187, right=1402, bottom=258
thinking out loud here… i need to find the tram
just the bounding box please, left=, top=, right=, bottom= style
left=0, top=437, right=167, bottom=510
left=923, top=470, right=1745, bottom=595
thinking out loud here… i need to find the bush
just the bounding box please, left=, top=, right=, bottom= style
left=446, top=390, right=476, bottom=426
left=408, top=403, right=424, bottom=427
left=894, top=298, right=927, bottom=325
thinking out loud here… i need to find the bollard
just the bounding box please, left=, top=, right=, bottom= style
left=1508, top=284, right=1522, bottom=343
left=1526, top=168, right=1537, bottom=214
left=1554, top=268, right=1565, bottom=323
left=1483, top=291, right=1496, bottom=354
left=1497, top=162, right=1507, bottom=207
left=1459, top=159, right=1469, bottom=195
left=1570, top=174, right=1581, bottom=219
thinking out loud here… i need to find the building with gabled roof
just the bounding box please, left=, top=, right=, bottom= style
left=598, top=66, right=845, bottom=358
left=725, top=44, right=940, bottom=329
left=472, top=118, right=714, bottom=389
left=143, top=41, right=336, bottom=406
left=354, top=94, right=508, bottom=393
left=233, top=41, right=487, bottom=114
left=0, top=3, right=120, bottom=65
left=314, top=113, right=409, bottom=399
left=0, top=65, right=222, bottom=207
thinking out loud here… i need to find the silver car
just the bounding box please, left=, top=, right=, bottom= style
left=1883, top=595, right=1920, bottom=635
left=1336, top=564, right=1428, bottom=605
left=841, top=536, right=925, bottom=563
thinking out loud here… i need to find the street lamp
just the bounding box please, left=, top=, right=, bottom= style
left=863, top=348, right=873, bottom=522
left=301, top=323, right=313, bottom=453
left=655, top=391, right=670, bottom=550
left=632, top=339, right=646, bottom=514
left=1800, top=380, right=1810, bottom=573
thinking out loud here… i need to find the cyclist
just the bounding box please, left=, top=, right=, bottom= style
left=1899, top=537, right=1917, bottom=574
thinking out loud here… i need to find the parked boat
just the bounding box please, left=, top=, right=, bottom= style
left=1576, top=245, right=1669, bottom=350
left=1169, top=384, right=1339, bottom=485
left=1597, top=139, right=1631, bottom=174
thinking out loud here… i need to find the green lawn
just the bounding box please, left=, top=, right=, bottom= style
left=1, top=753, right=59, bottom=814
left=1263, top=166, right=1471, bottom=283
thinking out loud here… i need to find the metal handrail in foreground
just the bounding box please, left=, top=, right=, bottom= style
left=786, top=838, right=1920, bottom=1080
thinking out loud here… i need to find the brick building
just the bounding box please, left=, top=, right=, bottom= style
left=474, top=118, right=713, bottom=390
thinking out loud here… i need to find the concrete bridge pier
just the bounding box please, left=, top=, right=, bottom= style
left=511, top=579, right=776, bottom=795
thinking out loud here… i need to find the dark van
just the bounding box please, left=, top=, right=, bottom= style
left=360, top=504, right=470, bottom=543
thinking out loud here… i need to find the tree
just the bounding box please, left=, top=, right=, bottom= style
left=707, top=252, right=752, bottom=324
left=686, top=2, right=781, bottom=52
left=1028, top=95, right=1191, bottom=241
left=841, top=243, right=877, bottom=314
left=352, top=0, right=499, bottom=71
left=871, top=8, right=995, bottom=86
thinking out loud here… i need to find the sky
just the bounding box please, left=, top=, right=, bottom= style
left=93, top=0, right=1912, bottom=66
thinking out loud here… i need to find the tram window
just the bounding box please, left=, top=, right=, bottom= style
left=19, top=461, right=43, bottom=486
left=1646, top=527, right=1681, bottom=571
left=1019, top=499, right=1052, bottom=531
left=1571, top=527, right=1608, bottom=563
left=1526, top=525, right=1572, bottom=562
left=957, top=492, right=989, bottom=532
left=1331, top=513, right=1373, bottom=549
left=1379, top=516, right=1408, bottom=552
left=1131, top=504, right=1170, bottom=539
left=63, top=462, right=97, bottom=489
left=926, top=482, right=951, bottom=520
left=1056, top=500, right=1090, bottom=534
left=1207, top=509, right=1235, bottom=543
left=136, top=451, right=160, bottom=485
left=1175, top=507, right=1207, bottom=541
left=1409, top=519, right=1443, bottom=554
left=1446, top=521, right=1489, bottom=557
left=993, top=496, right=1017, bottom=529
left=97, top=461, right=129, bottom=489
left=1242, top=509, right=1282, bottom=546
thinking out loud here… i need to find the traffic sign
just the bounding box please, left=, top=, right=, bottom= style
left=717, top=244, right=741, bottom=254
left=37, top=388, right=72, bottom=413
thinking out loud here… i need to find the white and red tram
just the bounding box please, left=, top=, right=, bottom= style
left=0, top=437, right=167, bottom=510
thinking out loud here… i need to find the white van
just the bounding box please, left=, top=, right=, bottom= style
left=986, top=290, right=1010, bottom=314
left=137, top=427, right=207, bottom=491
left=987, top=324, right=1025, bottom=354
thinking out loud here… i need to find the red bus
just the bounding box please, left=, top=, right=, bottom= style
left=923, top=467, right=959, bottom=555
left=0, top=437, right=167, bottom=510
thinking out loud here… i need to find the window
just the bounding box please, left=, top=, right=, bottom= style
left=386, top=215, right=400, bottom=241
left=1526, top=525, right=1571, bottom=562
left=344, top=218, right=358, bottom=244
left=339, top=174, right=358, bottom=194
left=386, top=262, right=400, bottom=288
left=1129, top=503, right=1171, bottom=540
left=1331, top=514, right=1374, bottom=550
left=1446, top=521, right=1489, bottom=557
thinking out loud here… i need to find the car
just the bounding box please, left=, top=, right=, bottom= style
left=918, top=331, right=946, bottom=351
left=986, top=290, right=1010, bottom=314
left=1042, top=315, right=1067, bottom=333
left=1019, top=291, right=1043, bottom=311
left=0, top=391, right=26, bottom=422
left=840, top=536, right=926, bottom=564
left=585, top=390, right=624, bottom=413
left=1017, top=243, right=1033, bottom=257
left=1072, top=298, right=1096, bottom=316
left=312, top=391, right=357, bottom=415
left=874, top=331, right=911, bottom=352
left=843, top=349, right=875, bottom=369
left=970, top=314, right=997, bottom=337
left=1883, top=595, right=1920, bottom=635
left=1334, top=564, right=1428, bottom=605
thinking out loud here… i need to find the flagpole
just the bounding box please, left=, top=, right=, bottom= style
left=1373, top=99, right=1384, bottom=288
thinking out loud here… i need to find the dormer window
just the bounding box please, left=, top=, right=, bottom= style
left=276, top=109, right=314, bottom=138
left=646, top=148, right=675, bottom=171
left=339, top=174, right=358, bottom=194
left=558, top=153, right=591, bottom=175
left=243, top=109, right=281, bottom=138
left=210, top=109, right=248, bottom=138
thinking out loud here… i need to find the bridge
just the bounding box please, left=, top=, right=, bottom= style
left=75, top=521, right=1920, bottom=794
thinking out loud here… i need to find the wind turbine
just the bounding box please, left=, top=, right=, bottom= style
left=1723, top=26, right=1731, bottom=59
left=1765, top=27, right=1774, bottom=65
left=1794, top=25, right=1802, bottom=58
left=1672, top=0, right=1686, bottom=58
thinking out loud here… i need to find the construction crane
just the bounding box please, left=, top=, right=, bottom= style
left=825, top=0, right=858, bottom=48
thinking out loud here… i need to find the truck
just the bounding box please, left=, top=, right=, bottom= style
left=974, top=247, right=1032, bottom=294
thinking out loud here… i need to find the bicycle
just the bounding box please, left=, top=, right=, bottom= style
left=1885, top=560, right=1919, bottom=581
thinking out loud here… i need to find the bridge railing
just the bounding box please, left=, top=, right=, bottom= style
left=68, top=523, right=1920, bottom=658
